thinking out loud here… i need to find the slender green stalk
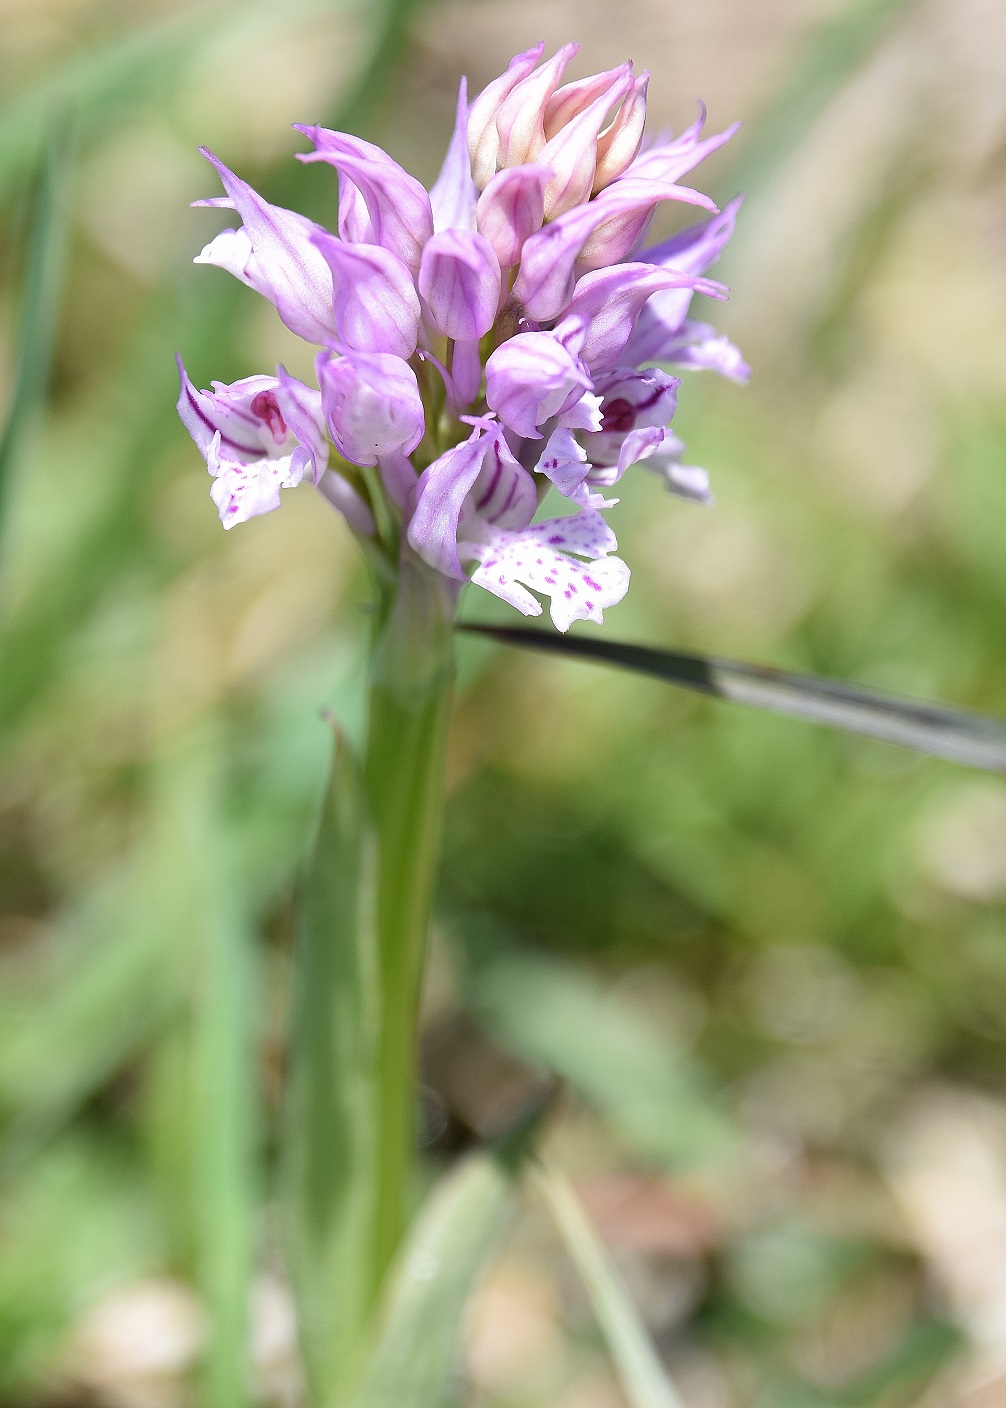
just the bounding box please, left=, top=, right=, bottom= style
left=286, top=552, right=454, bottom=1406
left=364, top=552, right=455, bottom=1280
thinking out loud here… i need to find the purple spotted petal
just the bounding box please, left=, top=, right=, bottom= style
left=295, top=127, right=434, bottom=274
left=194, top=149, right=336, bottom=344
left=532, top=426, right=590, bottom=496
left=555, top=262, right=727, bottom=371
left=430, top=78, right=477, bottom=233
left=311, top=230, right=421, bottom=359
left=466, top=508, right=630, bottom=631
left=484, top=331, right=591, bottom=439
left=207, top=432, right=304, bottom=529
left=418, top=229, right=501, bottom=341
left=476, top=164, right=549, bottom=270
left=317, top=350, right=424, bottom=468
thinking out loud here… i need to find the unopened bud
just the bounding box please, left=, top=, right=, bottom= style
left=593, top=71, right=649, bottom=191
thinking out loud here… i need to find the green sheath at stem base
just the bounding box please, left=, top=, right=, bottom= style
left=285, top=552, right=455, bottom=1408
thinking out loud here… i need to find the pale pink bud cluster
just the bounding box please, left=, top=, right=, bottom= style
left=467, top=43, right=649, bottom=217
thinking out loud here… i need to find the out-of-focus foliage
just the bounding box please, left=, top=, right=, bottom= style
left=2, top=0, right=1006, bottom=1404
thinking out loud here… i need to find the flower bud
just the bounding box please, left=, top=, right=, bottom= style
left=418, top=229, right=501, bottom=341
left=539, top=67, right=633, bottom=218
left=467, top=43, right=545, bottom=189
left=475, top=164, right=549, bottom=269
left=312, top=231, right=421, bottom=360
left=484, top=331, right=590, bottom=439
left=317, top=350, right=424, bottom=468
left=543, top=64, right=632, bottom=139
left=494, top=43, right=579, bottom=170
left=593, top=71, right=649, bottom=191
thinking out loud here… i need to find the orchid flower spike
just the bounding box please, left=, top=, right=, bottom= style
left=179, top=47, right=746, bottom=630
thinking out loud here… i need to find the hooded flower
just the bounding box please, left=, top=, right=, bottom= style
left=179, top=44, right=746, bottom=628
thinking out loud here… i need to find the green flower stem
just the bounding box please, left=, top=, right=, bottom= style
left=364, top=551, right=456, bottom=1280
left=285, top=550, right=455, bottom=1407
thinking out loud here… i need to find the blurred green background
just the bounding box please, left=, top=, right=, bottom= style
left=3, top=0, right=1006, bottom=1403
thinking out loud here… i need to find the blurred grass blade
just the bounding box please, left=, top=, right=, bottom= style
left=350, top=1128, right=535, bottom=1408
left=535, top=1162, right=683, bottom=1408
left=453, top=917, right=734, bottom=1169
left=0, top=120, right=74, bottom=546
left=460, top=624, right=1006, bottom=773
left=283, top=724, right=383, bottom=1406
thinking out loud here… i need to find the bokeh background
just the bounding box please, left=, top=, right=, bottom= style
left=3, top=0, right=1006, bottom=1402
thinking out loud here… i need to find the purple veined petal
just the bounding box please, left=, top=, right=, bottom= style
left=512, top=179, right=717, bottom=322
left=653, top=319, right=750, bottom=382
left=484, top=331, right=591, bottom=439
left=554, top=261, right=726, bottom=371
left=295, top=128, right=434, bottom=275
left=574, top=176, right=719, bottom=273
left=450, top=339, right=484, bottom=408
left=195, top=149, right=337, bottom=344
left=430, top=77, right=478, bottom=233
left=623, top=197, right=744, bottom=364
left=466, top=508, right=630, bottom=631
left=594, top=365, right=680, bottom=433
left=207, top=432, right=303, bottom=529
left=407, top=428, right=492, bottom=579
left=316, top=349, right=424, bottom=468
left=176, top=356, right=275, bottom=461
left=650, top=456, right=714, bottom=503
left=475, top=164, right=549, bottom=271
left=532, top=426, right=590, bottom=496
left=463, top=428, right=537, bottom=532
left=495, top=43, right=580, bottom=170
left=544, top=64, right=633, bottom=138
left=639, top=194, right=744, bottom=274
left=378, top=448, right=419, bottom=511
left=312, top=230, right=421, bottom=359
left=616, top=104, right=741, bottom=187
left=468, top=42, right=546, bottom=189
left=538, top=66, right=633, bottom=218
left=316, top=467, right=377, bottom=535
left=593, top=71, right=649, bottom=191
left=418, top=229, right=501, bottom=341
left=275, top=367, right=328, bottom=483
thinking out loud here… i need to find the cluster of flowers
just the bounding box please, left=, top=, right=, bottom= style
left=177, top=43, right=747, bottom=630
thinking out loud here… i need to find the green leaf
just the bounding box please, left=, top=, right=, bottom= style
left=535, top=1161, right=684, bottom=1408
left=0, top=119, right=74, bottom=549
left=453, top=917, right=734, bottom=1169
left=349, top=1132, right=533, bottom=1408
left=458, top=624, right=1006, bottom=773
